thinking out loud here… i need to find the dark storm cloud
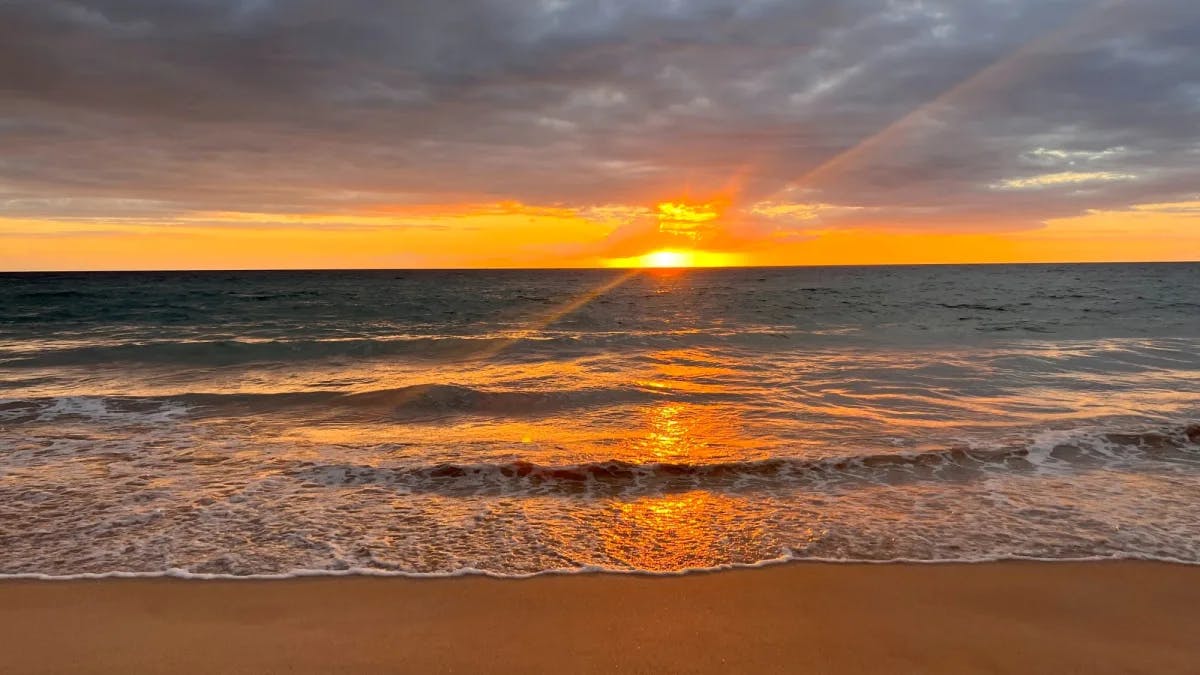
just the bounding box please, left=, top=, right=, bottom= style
left=1, top=0, right=1198, bottom=234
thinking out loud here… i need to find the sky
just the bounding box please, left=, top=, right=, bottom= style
left=1, top=0, right=1199, bottom=270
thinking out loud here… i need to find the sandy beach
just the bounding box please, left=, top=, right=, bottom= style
left=2, top=561, right=1197, bottom=674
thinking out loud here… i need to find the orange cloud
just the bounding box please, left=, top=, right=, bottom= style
left=655, top=201, right=722, bottom=240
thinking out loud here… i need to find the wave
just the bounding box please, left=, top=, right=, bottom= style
left=0, top=383, right=712, bottom=422
left=0, top=329, right=860, bottom=368
left=938, top=303, right=1011, bottom=312
left=3, top=420, right=1198, bottom=578
left=284, top=423, right=1200, bottom=496
left=0, top=334, right=666, bottom=367
left=0, top=395, right=191, bottom=423
left=0, top=336, right=520, bottom=367
left=331, top=383, right=689, bottom=415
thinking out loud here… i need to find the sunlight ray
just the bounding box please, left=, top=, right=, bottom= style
left=770, top=0, right=1126, bottom=200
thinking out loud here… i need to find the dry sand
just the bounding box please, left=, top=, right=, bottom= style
left=2, top=561, right=1198, bottom=674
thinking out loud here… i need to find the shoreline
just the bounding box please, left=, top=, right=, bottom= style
left=3, top=552, right=1200, bottom=581
left=3, top=561, right=1198, bottom=673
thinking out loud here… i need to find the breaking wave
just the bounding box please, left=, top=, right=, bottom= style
left=285, top=423, right=1200, bottom=496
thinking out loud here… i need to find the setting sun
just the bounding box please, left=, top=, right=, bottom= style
left=644, top=250, right=692, bottom=268
left=605, top=249, right=744, bottom=268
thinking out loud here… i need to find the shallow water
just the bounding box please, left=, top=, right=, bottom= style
left=1, top=263, right=1198, bottom=576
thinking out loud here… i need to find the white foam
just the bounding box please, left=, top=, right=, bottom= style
left=2, top=552, right=1197, bottom=582
left=1, top=396, right=191, bottom=424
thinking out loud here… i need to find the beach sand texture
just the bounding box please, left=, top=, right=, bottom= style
left=3, top=561, right=1198, bottom=674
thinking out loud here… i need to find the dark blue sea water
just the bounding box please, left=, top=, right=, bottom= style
left=1, top=263, right=1198, bottom=577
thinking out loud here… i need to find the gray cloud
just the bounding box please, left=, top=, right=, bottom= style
left=1, top=0, right=1198, bottom=241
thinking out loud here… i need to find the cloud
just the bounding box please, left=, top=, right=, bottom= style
left=993, top=171, right=1138, bottom=190
left=0, top=0, right=1198, bottom=257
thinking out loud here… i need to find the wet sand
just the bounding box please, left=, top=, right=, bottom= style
left=2, top=561, right=1198, bottom=674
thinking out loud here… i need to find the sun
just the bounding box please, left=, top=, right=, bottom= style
left=643, top=250, right=693, bottom=268
left=604, top=248, right=744, bottom=268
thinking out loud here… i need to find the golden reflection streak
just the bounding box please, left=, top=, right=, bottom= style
left=635, top=348, right=742, bottom=395
left=533, top=490, right=766, bottom=573
left=594, top=491, right=781, bottom=571
left=771, top=0, right=1125, bottom=198
left=638, top=403, right=689, bottom=460
left=624, top=399, right=763, bottom=464
left=603, top=492, right=731, bottom=570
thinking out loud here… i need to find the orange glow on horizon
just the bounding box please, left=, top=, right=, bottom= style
left=606, top=249, right=745, bottom=269
left=2, top=199, right=1198, bottom=271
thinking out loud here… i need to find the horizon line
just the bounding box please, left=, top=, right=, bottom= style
left=2, top=259, right=1198, bottom=274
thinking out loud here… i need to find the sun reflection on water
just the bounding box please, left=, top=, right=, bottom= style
left=622, top=399, right=765, bottom=465
left=594, top=491, right=771, bottom=571
left=639, top=403, right=688, bottom=460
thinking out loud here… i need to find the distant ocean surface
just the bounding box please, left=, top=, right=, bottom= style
left=2, top=263, right=1199, bottom=578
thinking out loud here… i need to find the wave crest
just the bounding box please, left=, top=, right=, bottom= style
left=285, top=424, right=1200, bottom=496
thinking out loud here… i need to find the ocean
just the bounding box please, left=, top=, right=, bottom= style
left=1, top=263, right=1198, bottom=578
